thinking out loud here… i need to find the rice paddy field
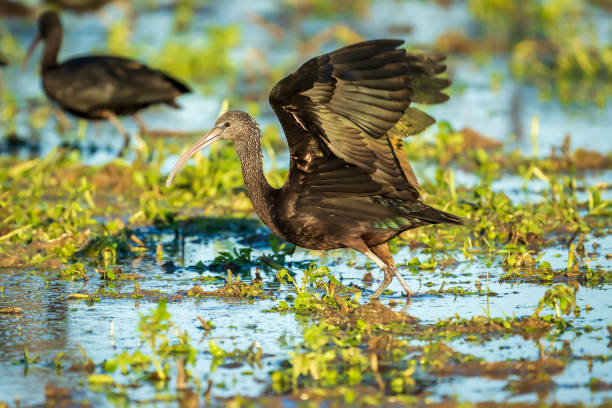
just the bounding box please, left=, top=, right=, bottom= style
left=0, top=0, right=611, bottom=407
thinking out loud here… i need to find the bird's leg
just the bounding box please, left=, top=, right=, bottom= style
left=359, top=245, right=394, bottom=301
left=55, top=108, right=71, bottom=134
left=133, top=113, right=149, bottom=135
left=370, top=267, right=393, bottom=300
left=102, top=111, right=130, bottom=156
left=388, top=264, right=414, bottom=297
left=128, top=113, right=149, bottom=155
left=369, top=242, right=414, bottom=297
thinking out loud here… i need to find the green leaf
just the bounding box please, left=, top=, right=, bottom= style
left=208, top=340, right=226, bottom=359
left=103, top=359, right=118, bottom=373
left=88, top=374, right=114, bottom=385
left=67, top=293, right=89, bottom=300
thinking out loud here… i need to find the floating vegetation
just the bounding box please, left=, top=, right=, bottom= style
left=184, top=271, right=263, bottom=298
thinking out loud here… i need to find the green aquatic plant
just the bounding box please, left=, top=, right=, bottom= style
left=173, top=0, right=198, bottom=32
left=187, top=270, right=263, bottom=298
left=273, top=263, right=361, bottom=315
left=137, top=300, right=173, bottom=380
left=261, top=234, right=296, bottom=267
left=206, top=339, right=263, bottom=372
left=19, top=348, right=40, bottom=375
left=93, top=299, right=198, bottom=402
left=534, top=283, right=577, bottom=318
left=210, top=247, right=252, bottom=272
left=105, top=18, right=135, bottom=57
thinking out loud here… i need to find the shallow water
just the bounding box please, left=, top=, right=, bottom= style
left=0, top=0, right=611, bottom=406
left=1, top=226, right=610, bottom=405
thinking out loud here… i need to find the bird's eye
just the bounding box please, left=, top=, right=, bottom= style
left=224, top=122, right=230, bottom=128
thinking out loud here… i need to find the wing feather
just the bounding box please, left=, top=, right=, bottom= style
left=269, top=39, right=450, bottom=202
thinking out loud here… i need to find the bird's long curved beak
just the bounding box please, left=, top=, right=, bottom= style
left=22, top=34, right=41, bottom=72
left=165, top=125, right=225, bottom=187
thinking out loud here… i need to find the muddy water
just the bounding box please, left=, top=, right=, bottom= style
left=0, top=0, right=611, bottom=406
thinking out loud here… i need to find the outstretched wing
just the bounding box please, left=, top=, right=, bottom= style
left=269, top=39, right=449, bottom=201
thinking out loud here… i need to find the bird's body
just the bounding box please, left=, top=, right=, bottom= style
left=0, top=0, right=35, bottom=18
left=41, top=56, right=189, bottom=119
left=44, top=0, right=112, bottom=12
left=23, top=11, right=190, bottom=152
left=167, top=40, right=463, bottom=299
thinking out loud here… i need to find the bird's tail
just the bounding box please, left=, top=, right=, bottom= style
left=163, top=73, right=191, bottom=94
left=414, top=204, right=464, bottom=226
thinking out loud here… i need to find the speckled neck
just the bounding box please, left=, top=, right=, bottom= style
left=234, top=128, right=284, bottom=239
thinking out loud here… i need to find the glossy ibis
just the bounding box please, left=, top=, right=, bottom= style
left=0, top=0, right=35, bottom=18
left=166, top=40, right=463, bottom=299
left=22, top=11, right=190, bottom=154
left=44, top=0, right=112, bottom=12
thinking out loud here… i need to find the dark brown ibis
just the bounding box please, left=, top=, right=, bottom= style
left=44, top=0, right=113, bottom=12
left=22, top=11, right=190, bottom=153
left=166, top=40, right=463, bottom=299
left=0, top=0, right=36, bottom=18
left=0, top=54, right=5, bottom=96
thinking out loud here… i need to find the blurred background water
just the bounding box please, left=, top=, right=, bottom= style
left=2, top=0, right=611, bottom=163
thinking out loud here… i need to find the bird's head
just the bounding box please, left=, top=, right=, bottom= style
left=38, top=11, right=62, bottom=39
left=165, top=110, right=258, bottom=187
left=22, top=11, right=63, bottom=72
left=212, top=110, right=259, bottom=142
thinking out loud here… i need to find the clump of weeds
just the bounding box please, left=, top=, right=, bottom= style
left=184, top=270, right=263, bottom=298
